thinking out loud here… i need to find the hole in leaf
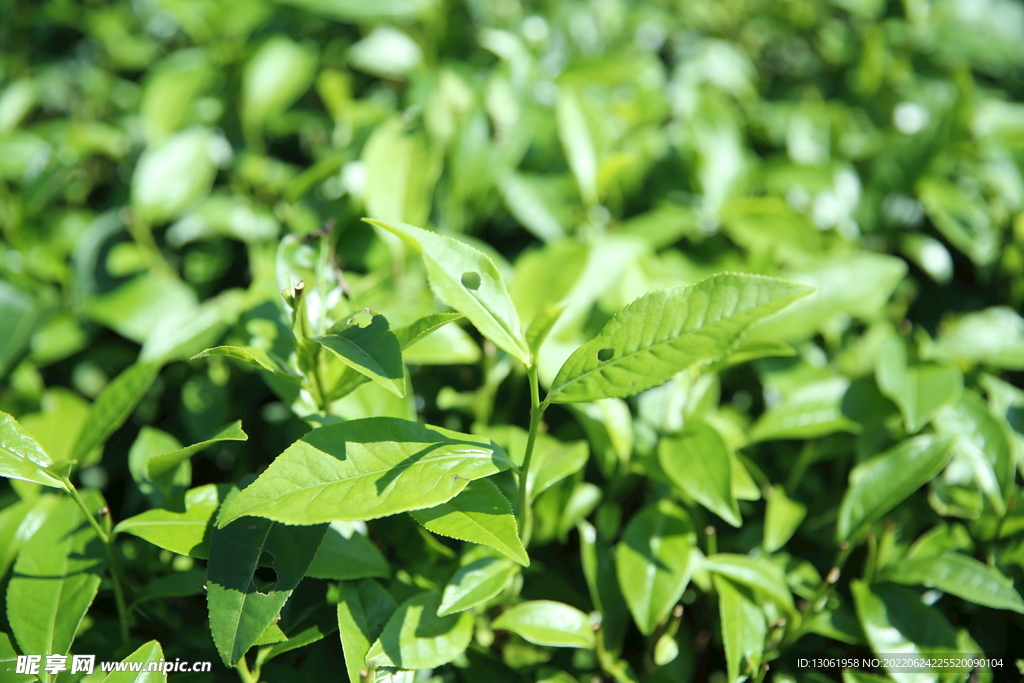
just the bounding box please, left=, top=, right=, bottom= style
left=597, top=348, right=615, bottom=362
left=253, top=551, right=278, bottom=594
left=461, top=272, right=481, bottom=290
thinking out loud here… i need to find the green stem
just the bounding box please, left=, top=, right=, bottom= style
left=63, top=478, right=131, bottom=645
left=781, top=542, right=854, bottom=648
left=863, top=533, right=878, bottom=584
left=234, top=656, right=258, bottom=683
left=517, top=365, right=543, bottom=545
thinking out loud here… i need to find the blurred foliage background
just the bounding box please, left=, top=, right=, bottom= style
left=3, top=0, right=1024, bottom=680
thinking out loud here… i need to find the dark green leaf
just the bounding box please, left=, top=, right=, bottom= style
left=306, top=521, right=390, bottom=580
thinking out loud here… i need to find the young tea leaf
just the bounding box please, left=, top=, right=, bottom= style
left=659, top=421, right=741, bottom=527
left=438, top=555, right=517, bottom=617
left=192, top=346, right=301, bottom=384
left=71, top=362, right=159, bottom=465
left=366, top=219, right=529, bottom=364
left=702, top=553, right=795, bottom=613
left=392, top=312, right=464, bottom=348
left=114, top=483, right=226, bottom=558
left=313, top=314, right=407, bottom=398
left=837, top=436, right=955, bottom=542
left=548, top=273, right=813, bottom=403
left=218, top=418, right=514, bottom=527
left=615, top=500, right=696, bottom=635
left=877, top=552, right=1024, bottom=613
left=365, top=592, right=474, bottom=669
left=491, top=600, right=596, bottom=649
left=411, top=479, right=528, bottom=566
left=143, top=421, right=247, bottom=502
left=763, top=485, right=806, bottom=553
left=0, top=411, right=66, bottom=490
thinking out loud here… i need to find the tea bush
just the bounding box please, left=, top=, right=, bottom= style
left=2, top=0, right=1024, bottom=682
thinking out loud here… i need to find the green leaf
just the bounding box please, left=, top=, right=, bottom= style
left=548, top=273, right=813, bottom=403
left=306, top=521, right=390, bottom=580
left=132, top=570, right=207, bottom=606
left=254, top=623, right=288, bottom=646
left=101, top=640, right=167, bottom=683
left=925, top=307, right=1024, bottom=370
left=653, top=633, right=679, bottom=666
left=877, top=551, right=1024, bottom=613
left=837, top=436, right=955, bottom=542
left=71, top=362, right=159, bottom=465
left=491, top=600, right=596, bottom=649
left=218, top=418, right=514, bottom=527
left=207, top=516, right=326, bottom=665
left=876, top=334, right=963, bottom=433
left=659, top=421, right=741, bottom=527
left=7, top=492, right=105, bottom=679
left=338, top=580, right=396, bottom=683
left=850, top=580, right=960, bottom=683
left=366, top=219, right=529, bottom=364
left=142, top=421, right=247, bottom=501
left=313, top=315, right=406, bottom=398
left=191, top=346, right=301, bottom=385
left=365, top=592, right=474, bottom=669
left=438, top=554, right=517, bottom=616
left=0, top=495, right=59, bottom=579
left=750, top=378, right=861, bottom=442
left=114, top=484, right=225, bottom=558
left=933, top=390, right=1016, bottom=515
left=714, top=575, right=765, bottom=683
left=242, top=37, right=317, bottom=135
left=615, top=500, right=696, bottom=635
left=578, top=520, right=630, bottom=654
left=556, top=87, right=598, bottom=205
left=0, top=282, right=43, bottom=380
left=410, top=479, right=528, bottom=566
left=525, top=302, right=566, bottom=357
left=0, top=412, right=66, bottom=490
left=763, top=485, right=806, bottom=553
left=132, top=127, right=218, bottom=224
left=745, top=253, right=907, bottom=344
left=487, top=427, right=590, bottom=503
left=392, top=312, right=464, bottom=349
left=17, top=389, right=93, bottom=466
left=701, top=553, right=795, bottom=613
left=0, top=631, right=36, bottom=682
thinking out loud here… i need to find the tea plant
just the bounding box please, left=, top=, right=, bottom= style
left=4, top=0, right=1024, bottom=682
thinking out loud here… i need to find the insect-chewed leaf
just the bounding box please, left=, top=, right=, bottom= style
left=365, top=592, right=474, bottom=670
left=7, top=492, right=106, bottom=677
left=206, top=515, right=326, bottom=665
left=366, top=219, right=530, bottom=364
left=0, top=411, right=66, bottom=490
left=492, top=600, right=596, bottom=649
left=615, top=500, right=696, bottom=636
left=313, top=314, right=407, bottom=398
left=837, top=436, right=955, bottom=542
left=218, top=417, right=514, bottom=527
left=547, top=273, right=813, bottom=403
left=877, top=551, right=1024, bottom=613
left=101, top=641, right=167, bottom=683
left=411, top=479, right=528, bottom=566
left=337, top=580, right=397, bottom=683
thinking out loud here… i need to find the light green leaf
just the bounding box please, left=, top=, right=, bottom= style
left=392, top=312, right=464, bottom=349
left=254, top=623, right=288, bottom=646
left=933, top=390, right=1016, bottom=514
left=306, top=521, right=390, bottom=580
left=876, top=334, right=963, bottom=433
left=242, top=37, right=317, bottom=134
left=714, top=575, right=765, bottom=683
left=277, top=0, right=427, bottom=22
left=877, top=551, right=1024, bottom=613
left=659, top=421, right=741, bottom=527
left=141, top=422, right=247, bottom=501
left=114, top=484, right=226, bottom=559
left=653, top=633, right=679, bottom=666
left=525, top=302, right=567, bottom=357
left=0, top=495, right=58, bottom=579
left=365, top=592, right=474, bottom=669
left=732, top=456, right=761, bottom=501
left=17, top=389, right=93, bottom=465
left=313, top=315, right=406, bottom=398
left=745, top=253, right=907, bottom=343
left=219, top=418, right=513, bottom=527
left=192, top=346, right=301, bottom=385
left=615, top=500, right=696, bottom=635
left=556, top=87, right=598, bottom=205
left=851, top=580, right=961, bottom=683
left=837, top=436, right=955, bottom=542
left=207, top=516, right=326, bottom=665
left=925, top=307, right=1024, bottom=370
left=548, top=273, right=813, bottom=403
left=86, top=273, right=198, bottom=346
left=750, top=378, right=860, bottom=442
left=701, top=553, right=795, bottom=613
left=0, top=412, right=66, bottom=490
left=362, top=118, right=441, bottom=228
left=438, top=555, right=517, bottom=616
left=491, top=600, right=596, bottom=649
left=578, top=520, right=630, bottom=655
left=101, top=640, right=167, bottom=683
left=0, top=630, right=35, bottom=682
left=7, top=492, right=105, bottom=681
left=411, top=479, right=528, bottom=566
left=337, top=580, right=397, bottom=683
left=763, top=485, right=806, bottom=553
left=71, top=362, right=159, bottom=465
left=367, top=219, right=529, bottom=364
left=132, top=127, right=219, bottom=224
